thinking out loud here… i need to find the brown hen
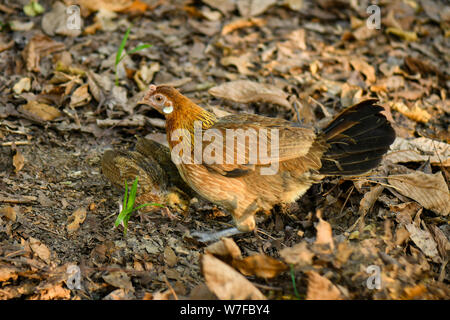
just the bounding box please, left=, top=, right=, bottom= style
left=139, top=85, right=395, bottom=239
left=101, top=137, right=189, bottom=215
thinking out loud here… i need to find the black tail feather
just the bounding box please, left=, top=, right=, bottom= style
left=319, top=99, right=395, bottom=176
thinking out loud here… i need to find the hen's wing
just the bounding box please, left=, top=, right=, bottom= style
left=198, top=114, right=317, bottom=177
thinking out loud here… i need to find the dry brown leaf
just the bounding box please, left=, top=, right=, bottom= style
left=76, top=0, right=146, bottom=13
left=102, top=271, right=134, bottom=291
left=164, top=247, right=178, bottom=267
left=386, top=27, right=418, bottom=42
left=352, top=24, right=377, bottom=40
left=220, top=54, right=255, bottom=75
left=306, top=271, right=342, bottom=300
left=429, top=225, right=450, bottom=260
left=22, top=34, right=65, bottom=72
left=358, top=184, right=384, bottom=216
left=40, top=283, right=71, bottom=299
left=201, top=254, right=266, bottom=300
left=29, top=237, right=52, bottom=264
left=13, top=77, right=31, bottom=94
left=390, top=101, right=431, bottom=123
left=0, top=206, right=17, bottom=221
left=0, top=266, right=19, bottom=282
left=103, top=288, right=136, bottom=300
left=388, top=171, right=449, bottom=216
left=280, top=242, right=314, bottom=266
left=203, top=0, right=235, bottom=15
left=20, top=101, right=63, bottom=121
left=386, top=137, right=450, bottom=166
left=237, top=0, right=276, bottom=17
left=284, top=0, right=304, bottom=11
left=67, top=207, right=87, bottom=233
left=205, top=237, right=242, bottom=260
left=390, top=202, right=421, bottom=225
left=221, top=18, right=265, bottom=35
left=350, top=59, right=376, bottom=83
left=13, top=149, right=25, bottom=173
left=70, top=84, right=91, bottom=108
left=209, top=80, right=291, bottom=109
left=370, top=76, right=404, bottom=92
left=315, top=216, right=334, bottom=252
left=232, top=254, right=287, bottom=279
left=405, top=223, right=440, bottom=262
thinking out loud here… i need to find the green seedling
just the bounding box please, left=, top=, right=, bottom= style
left=115, top=26, right=152, bottom=86
left=290, top=264, right=301, bottom=299
left=115, top=176, right=163, bottom=235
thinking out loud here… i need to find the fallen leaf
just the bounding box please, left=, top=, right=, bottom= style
left=67, top=207, right=87, bottom=233
left=70, top=84, right=91, bottom=108
left=405, top=223, right=440, bottom=262
left=232, top=254, right=287, bottom=279
left=40, top=283, right=71, bottom=299
left=103, top=288, right=136, bottom=300
left=350, top=58, right=376, bottom=83
left=386, top=137, right=450, bottom=166
left=0, top=266, right=19, bottom=282
left=13, top=77, right=31, bottom=94
left=390, top=101, right=431, bottom=123
left=13, top=149, right=25, bottom=173
left=429, top=225, right=450, bottom=260
left=205, top=237, right=242, bottom=261
left=237, top=0, right=276, bottom=17
left=306, top=271, right=342, bottom=300
left=201, top=254, right=266, bottom=300
left=386, top=27, right=418, bottom=42
left=221, top=17, right=265, bottom=35
left=220, top=54, right=255, bottom=75
left=0, top=206, right=17, bottom=221
left=280, top=242, right=314, bottom=266
left=284, top=0, right=304, bottom=11
left=164, top=247, right=178, bottom=267
left=358, top=185, right=384, bottom=216
left=20, top=101, right=63, bottom=122
left=209, top=80, right=291, bottom=109
left=202, top=0, right=235, bottom=15
left=315, top=216, right=334, bottom=252
left=22, top=34, right=65, bottom=72
left=29, top=237, right=52, bottom=264
left=77, top=0, right=142, bottom=13
left=102, top=271, right=134, bottom=291
left=388, top=171, right=449, bottom=216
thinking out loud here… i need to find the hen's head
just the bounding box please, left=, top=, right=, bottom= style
left=139, top=85, right=189, bottom=117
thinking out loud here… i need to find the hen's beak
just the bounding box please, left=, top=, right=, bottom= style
left=138, top=84, right=160, bottom=110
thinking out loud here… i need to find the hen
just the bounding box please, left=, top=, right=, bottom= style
left=139, top=85, right=396, bottom=240
left=101, top=137, right=189, bottom=215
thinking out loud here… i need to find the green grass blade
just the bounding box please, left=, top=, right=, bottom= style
left=132, top=203, right=164, bottom=212
left=116, top=26, right=131, bottom=66
left=127, top=177, right=139, bottom=210
left=127, top=44, right=152, bottom=55
left=122, top=180, right=129, bottom=209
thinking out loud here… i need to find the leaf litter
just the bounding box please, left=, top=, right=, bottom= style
left=0, top=0, right=448, bottom=300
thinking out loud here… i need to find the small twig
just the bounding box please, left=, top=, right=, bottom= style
left=0, top=195, right=37, bottom=204
left=163, top=275, right=179, bottom=300
left=309, top=96, right=331, bottom=117
left=253, top=282, right=283, bottom=291
left=339, top=185, right=354, bottom=216
left=1, top=140, right=31, bottom=147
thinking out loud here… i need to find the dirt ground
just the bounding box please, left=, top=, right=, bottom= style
left=0, top=0, right=449, bottom=300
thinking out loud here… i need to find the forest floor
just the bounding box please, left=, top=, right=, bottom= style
left=0, top=0, right=449, bottom=300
